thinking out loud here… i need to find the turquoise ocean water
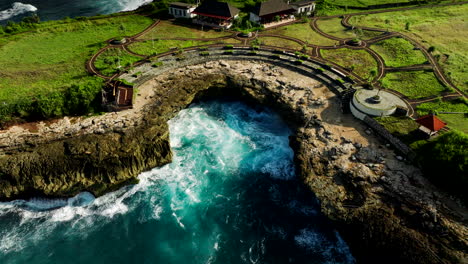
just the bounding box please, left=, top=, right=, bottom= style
left=0, top=101, right=355, bottom=263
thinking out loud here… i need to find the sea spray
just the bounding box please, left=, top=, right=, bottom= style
left=0, top=2, right=37, bottom=21
left=0, top=100, right=355, bottom=263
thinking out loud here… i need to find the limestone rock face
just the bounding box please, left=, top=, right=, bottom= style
left=0, top=61, right=466, bottom=264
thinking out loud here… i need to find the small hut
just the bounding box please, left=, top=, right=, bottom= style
left=416, top=114, right=447, bottom=136
left=102, top=80, right=134, bottom=111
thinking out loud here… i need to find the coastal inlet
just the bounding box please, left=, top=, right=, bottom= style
left=0, top=100, right=355, bottom=264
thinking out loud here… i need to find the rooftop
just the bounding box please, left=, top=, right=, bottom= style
left=169, top=2, right=197, bottom=8
left=193, top=0, right=240, bottom=19
left=290, top=0, right=316, bottom=7
left=253, top=0, right=295, bottom=17
left=416, top=115, right=447, bottom=132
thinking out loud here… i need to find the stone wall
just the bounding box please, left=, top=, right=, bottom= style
left=363, top=115, right=416, bottom=160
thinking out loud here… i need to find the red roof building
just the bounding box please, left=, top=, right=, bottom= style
left=416, top=115, right=447, bottom=132
left=192, top=0, right=239, bottom=29
left=250, top=0, right=295, bottom=24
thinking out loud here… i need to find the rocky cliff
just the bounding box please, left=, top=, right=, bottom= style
left=0, top=60, right=466, bottom=263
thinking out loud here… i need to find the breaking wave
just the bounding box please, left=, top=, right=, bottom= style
left=120, top=0, right=153, bottom=11
left=0, top=2, right=37, bottom=21
left=0, top=100, right=355, bottom=263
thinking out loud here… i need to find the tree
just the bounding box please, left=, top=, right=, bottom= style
left=35, top=92, right=65, bottom=118
left=66, top=78, right=103, bottom=115
left=415, top=131, right=468, bottom=204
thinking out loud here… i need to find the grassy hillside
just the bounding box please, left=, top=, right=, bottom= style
left=320, top=48, right=378, bottom=80
left=370, top=37, right=427, bottom=67
left=324, top=0, right=412, bottom=8
left=350, top=4, right=468, bottom=93
left=381, top=71, right=448, bottom=99
left=0, top=15, right=152, bottom=124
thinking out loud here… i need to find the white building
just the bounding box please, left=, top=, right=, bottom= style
left=350, top=89, right=408, bottom=120
left=168, top=2, right=198, bottom=19
left=289, top=0, right=316, bottom=16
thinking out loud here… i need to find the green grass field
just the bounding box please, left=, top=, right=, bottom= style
left=136, top=20, right=232, bottom=40
left=324, top=0, right=411, bottom=8
left=316, top=17, right=383, bottom=39
left=320, top=48, right=378, bottom=80
left=128, top=39, right=222, bottom=56
left=374, top=116, right=421, bottom=144
left=350, top=4, right=468, bottom=93
left=267, top=23, right=337, bottom=46
left=381, top=71, right=448, bottom=99
left=94, top=48, right=142, bottom=76
left=370, top=37, right=427, bottom=67
left=416, top=99, right=468, bottom=132
left=257, top=36, right=304, bottom=50
left=0, top=15, right=153, bottom=103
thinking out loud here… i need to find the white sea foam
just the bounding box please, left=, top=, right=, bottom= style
left=0, top=2, right=37, bottom=21
left=153, top=205, right=163, bottom=219
left=120, top=0, right=153, bottom=11
left=172, top=212, right=185, bottom=229
left=0, top=101, right=338, bottom=261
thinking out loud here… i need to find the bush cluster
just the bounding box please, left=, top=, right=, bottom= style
left=414, top=131, right=468, bottom=204
left=0, top=15, right=40, bottom=35
left=0, top=77, right=104, bottom=127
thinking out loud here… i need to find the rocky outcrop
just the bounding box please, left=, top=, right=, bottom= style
left=0, top=60, right=466, bottom=263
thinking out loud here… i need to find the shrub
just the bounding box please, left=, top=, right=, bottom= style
left=405, top=22, right=410, bottom=30
left=66, top=78, right=103, bottom=115
left=224, top=45, right=234, bottom=49
left=35, top=92, right=65, bottom=118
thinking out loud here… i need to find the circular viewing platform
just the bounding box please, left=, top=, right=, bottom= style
left=350, top=89, right=407, bottom=120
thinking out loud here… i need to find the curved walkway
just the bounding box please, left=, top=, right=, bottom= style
left=307, top=3, right=467, bottom=117
left=86, top=3, right=467, bottom=117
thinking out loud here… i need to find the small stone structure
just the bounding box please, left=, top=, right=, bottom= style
left=350, top=89, right=407, bottom=120
left=102, top=80, right=134, bottom=111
